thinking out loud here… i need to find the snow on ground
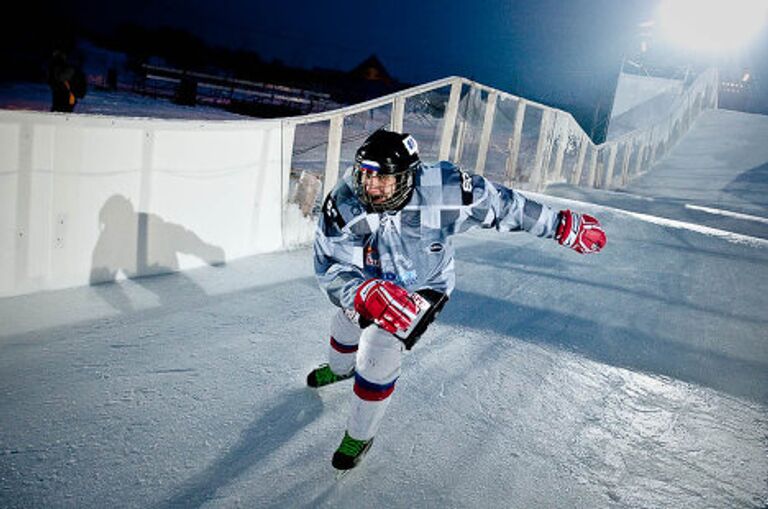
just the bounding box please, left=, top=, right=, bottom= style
left=0, top=99, right=767, bottom=508
left=0, top=82, right=250, bottom=120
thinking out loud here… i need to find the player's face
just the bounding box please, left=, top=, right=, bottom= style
left=362, top=172, right=397, bottom=204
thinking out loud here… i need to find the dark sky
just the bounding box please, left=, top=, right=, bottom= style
left=25, top=0, right=767, bottom=121
left=61, top=0, right=653, bottom=106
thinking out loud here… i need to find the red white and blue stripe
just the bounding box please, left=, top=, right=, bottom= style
left=359, top=160, right=381, bottom=174
left=353, top=373, right=397, bottom=401
left=330, top=336, right=358, bottom=354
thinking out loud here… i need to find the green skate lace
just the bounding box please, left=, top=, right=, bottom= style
left=338, top=433, right=368, bottom=457
left=314, top=364, right=353, bottom=386
left=315, top=365, right=341, bottom=385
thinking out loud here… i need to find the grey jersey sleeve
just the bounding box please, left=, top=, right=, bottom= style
left=442, top=164, right=560, bottom=237
left=313, top=188, right=366, bottom=309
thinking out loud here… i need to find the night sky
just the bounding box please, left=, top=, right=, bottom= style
left=15, top=1, right=768, bottom=119
left=60, top=1, right=653, bottom=105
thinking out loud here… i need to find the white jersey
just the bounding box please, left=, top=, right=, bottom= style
left=313, top=161, right=560, bottom=309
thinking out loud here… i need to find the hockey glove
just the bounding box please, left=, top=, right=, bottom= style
left=555, top=209, right=606, bottom=254
left=354, top=279, right=419, bottom=335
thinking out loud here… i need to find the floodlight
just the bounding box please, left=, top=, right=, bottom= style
left=657, top=0, right=768, bottom=53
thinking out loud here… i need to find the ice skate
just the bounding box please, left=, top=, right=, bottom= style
left=306, top=363, right=354, bottom=388
left=332, top=431, right=374, bottom=471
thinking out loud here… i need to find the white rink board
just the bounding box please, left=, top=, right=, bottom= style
left=0, top=110, right=287, bottom=297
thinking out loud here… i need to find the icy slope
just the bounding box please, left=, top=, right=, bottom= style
left=1, top=193, right=766, bottom=508
left=548, top=109, right=768, bottom=241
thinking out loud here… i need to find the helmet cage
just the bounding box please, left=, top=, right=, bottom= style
left=353, top=159, right=417, bottom=212
left=351, top=130, right=420, bottom=212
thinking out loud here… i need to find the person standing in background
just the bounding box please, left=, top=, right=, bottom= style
left=48, top=49, right=85, bottom=112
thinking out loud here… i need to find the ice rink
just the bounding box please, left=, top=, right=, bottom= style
left=1, top=109, right=767, bottom=508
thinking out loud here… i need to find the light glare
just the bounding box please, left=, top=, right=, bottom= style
left=658, top=0, right=768, bottom=52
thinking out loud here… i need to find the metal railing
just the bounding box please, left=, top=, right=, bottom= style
left=283, top=68, right=719, bottom=216
left=0, top=69, right=719, bottom=297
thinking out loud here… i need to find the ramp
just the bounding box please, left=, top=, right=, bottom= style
left=547, top=109, right=768, bottom=240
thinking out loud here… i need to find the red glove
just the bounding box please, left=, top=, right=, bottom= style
left=354, top=279, right=419, bottom=335
left=556, top=209, right=606, bottom=254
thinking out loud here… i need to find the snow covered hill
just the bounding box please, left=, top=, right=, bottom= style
left=0, top=82, right=250, bottom=120
left=0, top=107, right=767, bottom=508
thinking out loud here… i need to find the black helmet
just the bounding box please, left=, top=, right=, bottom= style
left=352, top=129, right=420, bottom=212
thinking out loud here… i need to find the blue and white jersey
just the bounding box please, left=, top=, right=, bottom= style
left=314, top=161, right=559, bottom=309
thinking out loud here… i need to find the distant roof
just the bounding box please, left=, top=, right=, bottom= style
left=349, top=55, right=393, bottom=84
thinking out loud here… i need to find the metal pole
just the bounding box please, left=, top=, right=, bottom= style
left=474, top=91, right=498, bottom=175
left=551, top=114, right=568, bottom=182
left=439, top=80, right=462, bottom=161
left=323, top=116, right=343, bottom=197
left=572, top=133, right=589, bottom=185
left=603, top=144, right=618, bottom=189
left=506, top=99, right=526, bottom=185
left=391, top=96, right=405, bottom=133
left=620, top=143, right=632, bottom=187
left=531, top=109, right=553, bottom=190
left=587, top=146, right=598, bottom=187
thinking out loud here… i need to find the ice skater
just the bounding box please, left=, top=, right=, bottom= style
left=308, top=129, right=606, bottom=470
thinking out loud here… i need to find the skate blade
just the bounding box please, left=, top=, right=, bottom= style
left=333, top=458, right=367, bottom=481
left=334, top=469, right=351, bottom=481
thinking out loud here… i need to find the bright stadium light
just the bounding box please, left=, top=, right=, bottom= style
left=657, top=0, right=768, bottom=53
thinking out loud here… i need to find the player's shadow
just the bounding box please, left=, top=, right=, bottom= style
left=460, top=238, right=768, bottom=326
left=155, top=388, right=324, bottom=509
left=89, top=194, right=225, bottom=311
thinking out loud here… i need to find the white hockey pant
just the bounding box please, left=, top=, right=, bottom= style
left=327, top=309, right=361, bottom=375
left=327, top=310, right=403, bottom=441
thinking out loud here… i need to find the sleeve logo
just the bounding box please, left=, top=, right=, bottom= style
left=324, top=196, right=338, bottom=218
left=403, top=135, right=418, bottom=156
left=322, top=195, right=346, bottom=228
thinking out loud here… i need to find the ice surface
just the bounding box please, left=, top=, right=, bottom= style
left=1, top=95, right=767, bottom=508
left=548, top=109, right=768, bottom=241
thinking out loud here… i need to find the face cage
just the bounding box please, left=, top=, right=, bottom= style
left=353, top=165, right=415, bottom=212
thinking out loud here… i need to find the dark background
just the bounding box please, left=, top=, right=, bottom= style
left=4, top=0, right=767, bottom=139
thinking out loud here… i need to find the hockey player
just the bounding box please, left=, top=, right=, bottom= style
left=308, top=129, right=606, bottom=470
